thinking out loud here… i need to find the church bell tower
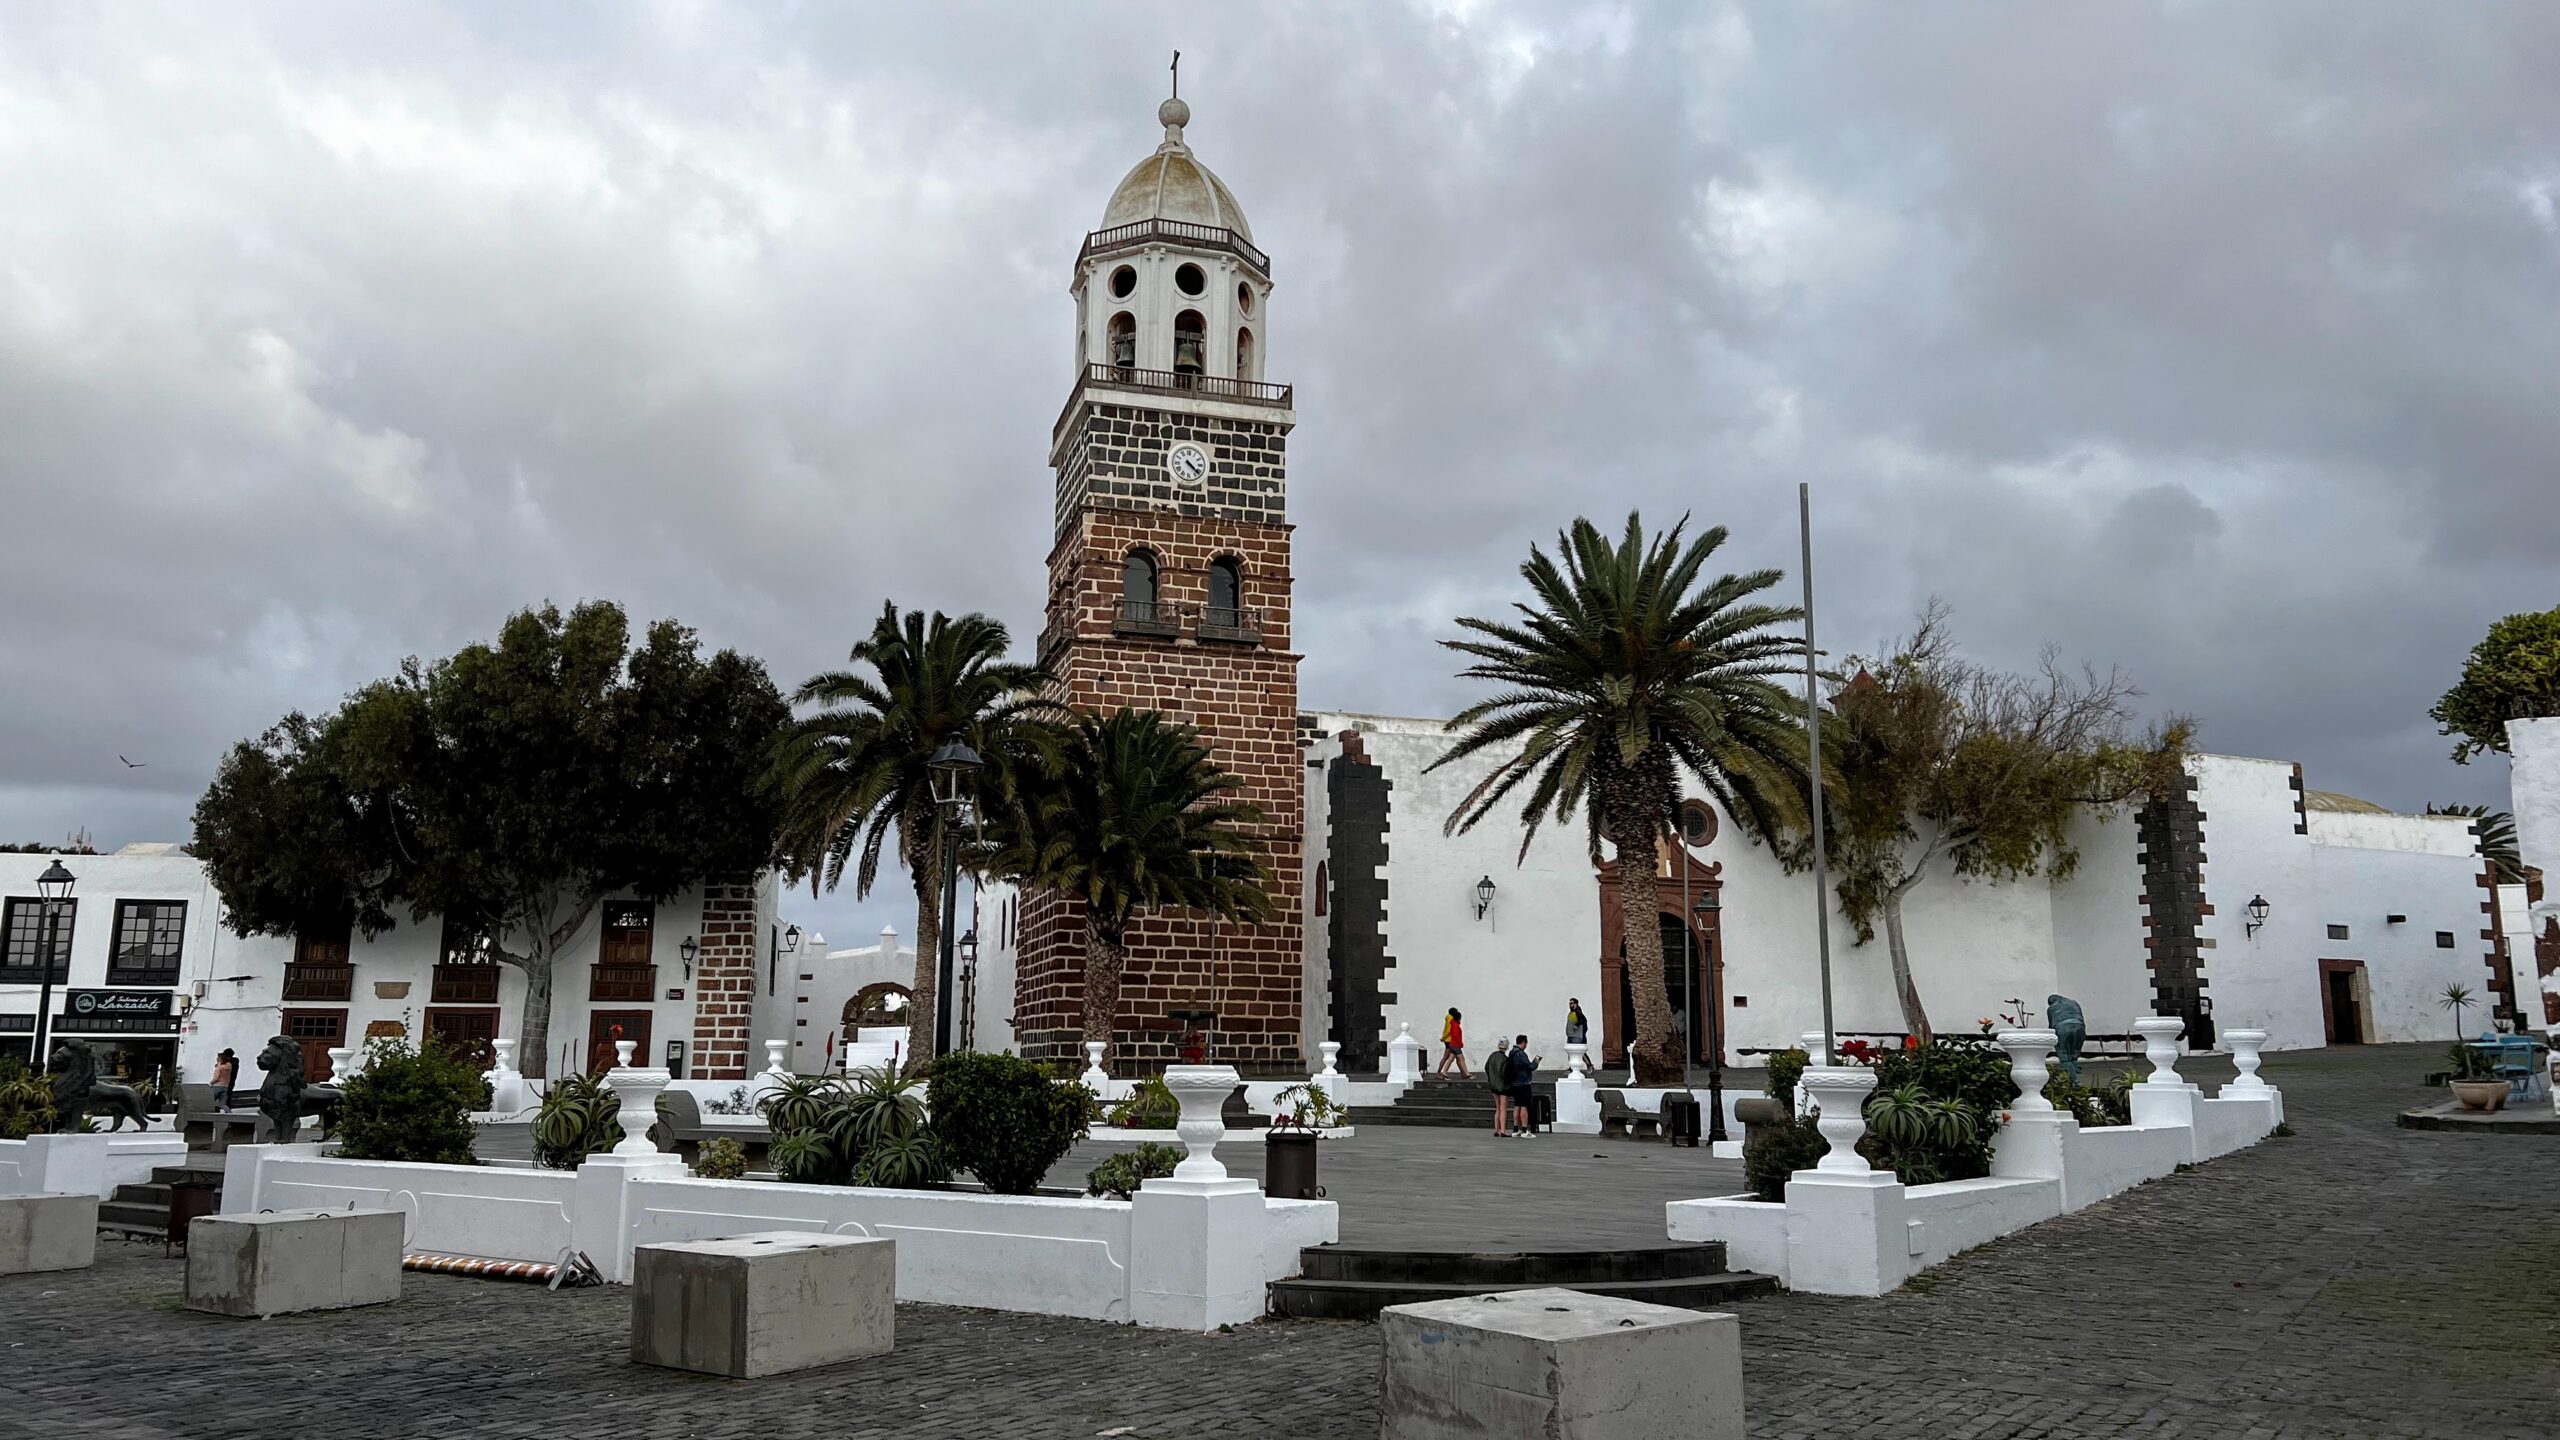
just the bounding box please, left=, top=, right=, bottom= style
left=1013, top=90, right=1304, bottom=1070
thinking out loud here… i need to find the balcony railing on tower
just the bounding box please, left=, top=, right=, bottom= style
left=281, top=962, right=355, bottom=1003
left=589, top=963, right=658, bottom=1003
left=1198, top=605, right=1264, bottom=644
left=1079, top=217, right=1270, bottom=275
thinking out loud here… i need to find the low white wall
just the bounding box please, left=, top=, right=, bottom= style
left=0, top=1132, right=187, bottom=1199
left=2059, top=1122, right=2191, bottom=1210
left=218, top=1146, right=575, bottom=1262
left=628, top=1173, right=1135, bottom=1322
left=1904, top=1176, right=2061, bottom=1273
left=1666, top=1194, right=1788, bottom=1279
left=1263, top=1195, right=1341, bottom=1279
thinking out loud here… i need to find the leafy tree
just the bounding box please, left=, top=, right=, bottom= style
left=1820, top=604, right=2188, bottom=1041
left=768, top=604, right=1054, bottom=1069
left=2431, top=606, right=2560, bottom=763
left=989, top=709, right=1271, bottom=1062
left=1434, top=513, right=1811, bottom=1086
left=193, top=602, right=788, bottom=1076
left=2425, top=804, right=2525, bottom=886
left=332, top=1034, right=487, bottom=1164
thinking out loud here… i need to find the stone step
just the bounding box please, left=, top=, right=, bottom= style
left=112, top=1181, right=171, bottom=1206
left=1300, top=1243, right=1733, bottom=1286
left=148, top=1165, right=227, bottom=1188
left=96, top=1200, right=170, bottom=1237
left=1267, top=1270, right=1778, bottom=1321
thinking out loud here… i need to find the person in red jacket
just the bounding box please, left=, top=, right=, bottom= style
left=1436, top=1007, right=1468, bottom=1076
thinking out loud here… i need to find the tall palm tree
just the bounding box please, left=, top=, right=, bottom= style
left=770, top=603, right=1054, bottom=1067
left=989, top=708, right=1272, bottom=1062
left=1433, top=513, right=1810, bottom=1086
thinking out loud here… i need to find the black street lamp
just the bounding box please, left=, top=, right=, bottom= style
left=32, top=858, right=75, bottom=1068
left=957, top=927, right=980, bottom=1052
left=927, top=738, right=984, bottom=1059
left=1694, top=887, right=1727, bottom=1145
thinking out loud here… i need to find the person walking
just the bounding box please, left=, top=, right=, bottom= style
left=1436, top=1007, right=1469, bottom=1076
left=1565, top=999, right=1589, bottom=1048
left=1508, top=1034, right=1541, bottom=1136
left=210, top=1048, right=238, bottom=1110
left=1483, top=1034, right=1512, bottom=1136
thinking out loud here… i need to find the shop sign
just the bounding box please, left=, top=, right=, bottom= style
left=54, top=989, right=179, bottom=1035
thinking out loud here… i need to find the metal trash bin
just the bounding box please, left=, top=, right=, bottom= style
left=166, top=1177, right=221, bottom=1256
left=1660, top=1092, right=1703, bottom=1148
left=1265, top=1131, right=1324, bottom=1199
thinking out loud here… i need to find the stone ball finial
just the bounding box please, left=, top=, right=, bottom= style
left=1159, top=96, right=1191, bottom=133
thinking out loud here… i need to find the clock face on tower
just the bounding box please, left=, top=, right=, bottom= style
left=1167, top=442, right=1210, bottom=489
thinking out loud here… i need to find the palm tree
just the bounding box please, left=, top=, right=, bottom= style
left=2426, top=804, right=2524, bottom=886
left=770, top=603, right=1054, bottom=1067
left=1433, top=513, right=1811, bottom=1086
left=2439, top=982, right=2477, bottom=1042
left=989, top=708, right=1272, bottom=1062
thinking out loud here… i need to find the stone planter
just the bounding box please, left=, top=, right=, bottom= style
left=2449, top=1079, right=2509, bottom=1113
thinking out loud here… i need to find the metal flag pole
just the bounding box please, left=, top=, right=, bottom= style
left=1800, top=482, right=1837, bottom=1062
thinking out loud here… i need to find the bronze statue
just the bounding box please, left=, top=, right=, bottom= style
left=2047, top=994, right=2088, bottom=1083
left=255, top=1035, right=310, bottom=1143
left=46, top=1039, right=153, bottom=1132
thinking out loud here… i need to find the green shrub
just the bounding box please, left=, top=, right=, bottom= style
left=1086, top=1142, right=1183, bottom=1198
left=1106, top=1074, right=1179, bottom=1129
left=2446, top=1043, right=2502, bottom=1083
left=853, top=1133, right=951, bottom=1189
left=827, top=1066, right=928, bottom=1157
left=758, top=1073, right=845, bottom=1136
left=532, top=1072, right=622, bottom=1169
left=1763, top=1047, right=1808, bottom=1108
left=769, top=1131, right=838, bottom=1184
left=331, top=1036, right=484, bottom=1165
left=931, top=1050, right=1092, bottom=1194
left=1269, top=1083, right=1347, bottom=1131
left=692, top=1137, right=749, bottom=1179
left=0, top=1057, right=54, bottom=1140
left=1854, top=1037, right=2012, bottom=1183
left=2043, top=1066, right=2137, bottom=1127
left=1742, top=1114, right=1828, bottom=1202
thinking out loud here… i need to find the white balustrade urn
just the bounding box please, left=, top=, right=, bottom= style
left=1995, top=1030, right=2059, bottom=1113
left=1160, top=1064, right=1240, bottom=1181
left=605, top=1065, right=673, bottom=1155
left=1081, top=1042, right=1111, bottom=1093
left=614, top=1039, right=637, bottom=1070
left=1564, top=1042, right=1590, bottom=1077
left=483, top=1038, right=527, bottom=1114
left=1800, top=1066, right=1878, bottom=1173
left=2222, top=1029, right=2270, bottom=1091
left=763, top=1040, right=789, bottom=1079
left=1797, top=1030, right=1831, bottom=1066
left=1318, top=1041, right=1343, bottom=1078
left=2132, top=1016, right=2186, bottom=1085
left=326, top=1047, right=355, bottom=1081
left=1386, top=1023, right=1423, bottom=1083
left=489, top=1038, right=519, bottom=1075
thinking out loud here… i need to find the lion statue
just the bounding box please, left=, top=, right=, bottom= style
left=253, top=1035, right=344, bottom=1144
left=46, top=1039, right=152, bottom=1132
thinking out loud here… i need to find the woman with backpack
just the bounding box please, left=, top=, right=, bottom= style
left=1437, top=1007, right=1468, bottom=1076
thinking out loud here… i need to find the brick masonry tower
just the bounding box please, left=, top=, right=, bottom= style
left=1013, top=91, right=1305, bottom=1072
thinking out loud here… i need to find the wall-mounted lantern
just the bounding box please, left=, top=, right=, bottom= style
left=1473, top=875, right=1497, bottom=921
left=783, top=923, right=803, bottom=953
left=678, top=935, right=698, bottom=978
left=2243, top=894, right=2270, bottom=938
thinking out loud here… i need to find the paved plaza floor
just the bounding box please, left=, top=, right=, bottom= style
left=6, top=1043, right=2554, bottom=1438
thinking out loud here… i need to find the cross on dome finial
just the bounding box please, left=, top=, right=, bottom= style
left=1160, top=51, right=1190, bottom=143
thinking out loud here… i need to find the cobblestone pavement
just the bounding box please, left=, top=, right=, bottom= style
left=4, top=1043, right=2551, bottom=1439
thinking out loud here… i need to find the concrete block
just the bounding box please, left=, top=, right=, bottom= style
left=630, top=1231, right=894, bottom=1378
left=0, top=1192, right=99, bottom=1274
left=1381, top=1287, right=1744, bottom=1440
left=185, top=1207, right=403, bottom=1317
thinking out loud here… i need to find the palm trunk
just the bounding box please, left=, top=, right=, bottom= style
left=1604, top=788, right=1683, bottom=1088
left=1880, top=881, right=1933, bottom=1043
left=906, top=850, right=942, bottom=1073
left=1081, top=917, right=1127, bottom=1063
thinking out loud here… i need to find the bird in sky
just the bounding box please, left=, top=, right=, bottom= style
left=117, top=755, right=145, bottom=768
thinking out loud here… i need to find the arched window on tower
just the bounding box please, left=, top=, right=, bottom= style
left=1107, top=311, right=1136, bottom=371
left=1121, top=549, right=1160, bottom=625
left=1207, top=556, right=1243, bottom=629
left=1173, top=309, right=1206, bottom=377
left=1235, top=327, right=1254, bottom=381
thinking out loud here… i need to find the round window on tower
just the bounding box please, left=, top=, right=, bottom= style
left=1175, top=262, right=1206, bottom=296
left=1109, top=265, right=1137, bottom=299
left=1236, top=281, right=1254, bottom=315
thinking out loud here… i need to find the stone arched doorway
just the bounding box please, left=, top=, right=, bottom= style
left=842, top=983, right=911, bottom=1052
left=1594, top=842, right=1724, bottom=1069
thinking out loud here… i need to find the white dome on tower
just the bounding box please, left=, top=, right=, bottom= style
left=1100, top=97, right=1253, bottom=240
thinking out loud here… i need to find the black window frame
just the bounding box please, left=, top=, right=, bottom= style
left=106, top=899, right=186, bottom=985
left=0, top=896, right=75, bottom=984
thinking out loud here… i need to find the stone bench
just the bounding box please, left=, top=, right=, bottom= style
left=631, top=1232, right=894, bottom=1378
left=1381, top=1286, right=1743, bottom=1440
left=185, top=1208, right=403, bottom=1318
left=0, top=1193, right=98, bottom=1275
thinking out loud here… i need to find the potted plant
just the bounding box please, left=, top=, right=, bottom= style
left=2446, top=1043, right=2509, bottom=1112
left=1265, top=1084, right=1344, bottom=1200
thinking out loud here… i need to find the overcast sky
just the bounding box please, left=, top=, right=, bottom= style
left=3, top=2, right=2553, bottom=948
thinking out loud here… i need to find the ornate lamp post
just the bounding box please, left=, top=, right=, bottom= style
left=927, top=737, right=983, bottom=1059
left=957, top=926, right=980, bottom=1052
left=1694, top=887, right=1727, bottom=1144
left=31, top=858, right=75, bottom=1066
